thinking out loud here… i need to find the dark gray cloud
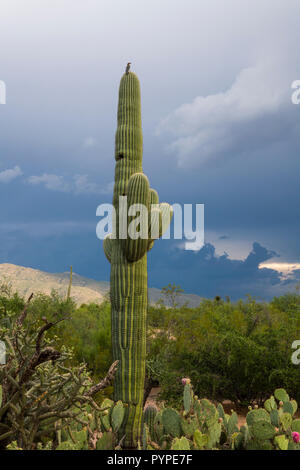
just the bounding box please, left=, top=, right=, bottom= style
left=1, top=224, right=297, bottom=300
left=149, top=241, right=300, bottom=300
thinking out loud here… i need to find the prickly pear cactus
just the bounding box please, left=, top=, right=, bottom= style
left=161, top=408, right=182, bottom=438
left=103, top=70, right=172, bottom=448
left=171, top=436, right=190, bottom=450
left=140, top=383, right=300, bottom=451
left=52, top=385, right=299, bottom=451
left=236, top=388, right=300, bottom=450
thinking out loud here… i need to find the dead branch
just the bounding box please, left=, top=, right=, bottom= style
left=84, top=360, right=119, bottom=397
left=16, top=293, right=34, bottom=328
left=19, top=347, right=61, bottom=385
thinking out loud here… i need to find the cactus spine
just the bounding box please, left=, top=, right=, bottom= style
left=103, top=70, right=172, bottom=448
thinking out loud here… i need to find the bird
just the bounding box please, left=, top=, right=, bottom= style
left=125, top=62, right=131, bottom=74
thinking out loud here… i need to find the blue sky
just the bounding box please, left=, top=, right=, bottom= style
left=0, top=0, right=300, bottom=300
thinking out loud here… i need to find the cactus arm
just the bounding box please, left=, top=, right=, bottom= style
left=147, top=188, right=159, bottom=251
left=147, top=198, right=173, bottom=251
left=103, top=234, right=114, bottom=263
left=149, top=188, right=159, bottom=206
left=159, top=202, right=173, bottom=238
left=147, top=240, right=155, bottom=252
left=121, top=172, right=150, bottom=262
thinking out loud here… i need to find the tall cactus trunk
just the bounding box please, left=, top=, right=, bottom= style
left=111, top=247, right=147, bottom=448
left=103, top=70, right=172, bottom=448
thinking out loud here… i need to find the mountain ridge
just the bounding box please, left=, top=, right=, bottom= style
left=0, top=263, right=202, bottom=307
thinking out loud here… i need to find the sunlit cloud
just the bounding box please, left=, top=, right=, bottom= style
left=259, top=262, right=300, bottom=280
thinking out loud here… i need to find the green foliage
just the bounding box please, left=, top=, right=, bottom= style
left=147, top=294, right=300, bottom=407
left=57, top=429, right=88, bottom=450
left=0, top=290, right=120, bottom=450
left=54, top=399, right=125, bottom=450
left=34, top=398, right=125, bottom=450
left=27, top=290, right=75, bottom=329
left=1, top=276, right=300, bottom=451
left=1, top=283, right=299, bottom=451
left=0, top=282, right=114, bottom=398
left=0, top=283, right=24, bottom=327
left=60, top=301, right=112, bottom=383
left=161, top=284, right=184, bottom=308
left=24, top=292, right=113, bottom=389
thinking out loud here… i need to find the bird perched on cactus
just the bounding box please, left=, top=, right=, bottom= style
left=103, top=66, right=172, bottom=448
left=125, top=62, right=131, bottom=74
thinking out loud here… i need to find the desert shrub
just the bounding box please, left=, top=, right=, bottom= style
left=60, top=301, right=112, bottom=381
left=26, top=293, right=112, bottom=382
left=147, top=295, right=300, bottom=406
left=0, top=283, right=25, bottom=326
left=0, top=293, right=117, bottom=449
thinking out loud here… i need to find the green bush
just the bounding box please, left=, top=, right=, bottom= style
left=0, top=291, right=117, bottom=449
left=147, top=294, right=300, bottom=406
left=26, top=292, right=112, bottom=383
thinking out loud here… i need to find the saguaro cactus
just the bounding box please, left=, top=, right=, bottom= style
left=103, top=70, right=172, bottom=448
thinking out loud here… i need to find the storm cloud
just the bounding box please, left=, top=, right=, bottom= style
left=0, top=1, right=300, bottom=299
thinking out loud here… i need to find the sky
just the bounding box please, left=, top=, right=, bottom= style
left=0, top=0, right=300, bottom=300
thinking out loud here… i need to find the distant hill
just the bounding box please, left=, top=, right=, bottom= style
left=0, top=263, right=202, bottom=308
